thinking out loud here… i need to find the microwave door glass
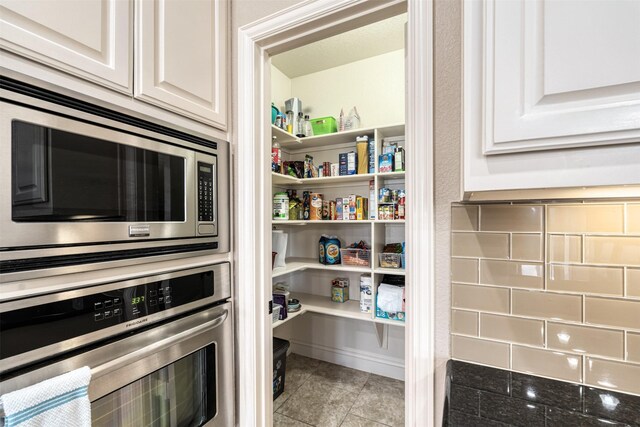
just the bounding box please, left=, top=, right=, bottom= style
left=11, top=121, right=185, bottom=223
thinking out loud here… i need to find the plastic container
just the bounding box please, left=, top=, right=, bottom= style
left=273, top=192, right=289, bottom=220
left=272, top=304, right=282, bottom=323
left=379, top=253, right=402, bottom=269
left=340, top=248, right=371, bottom=267
left=273, top=337, right=290, bottom=400
left=310, top=116, right=337, bottom=135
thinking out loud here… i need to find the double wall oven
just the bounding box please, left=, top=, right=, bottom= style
left=0, top=79, right=234, bottom=426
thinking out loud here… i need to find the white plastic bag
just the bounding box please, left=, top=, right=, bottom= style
left=272, top=230, right=288, bottom=268
left=377, top=283, right=404, bottom=313
left=344, top=106, right=360, bottom=130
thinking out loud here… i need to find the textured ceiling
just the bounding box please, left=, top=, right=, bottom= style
left=271, top=13, right=406, bottom=78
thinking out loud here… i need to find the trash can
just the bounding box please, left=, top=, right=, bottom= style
left=273, top=337, right=290, bottom=400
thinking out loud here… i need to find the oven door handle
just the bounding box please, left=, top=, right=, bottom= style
left=89, top=308, right=229, bottom=401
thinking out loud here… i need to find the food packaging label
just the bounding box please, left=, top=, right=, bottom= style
left=360, top=276, right=373, bottom=313
left=347, top=152, right=357, bottom=175
left=339, top=153, right=348, bottom=176
left=342, top=198, right=350, bottom=220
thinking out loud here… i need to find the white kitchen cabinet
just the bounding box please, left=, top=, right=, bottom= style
left=0, top=0, right=132, bottom=93
left=464, top=0, right=640, bottom=193
left=135, top=0, right=227, bottom=129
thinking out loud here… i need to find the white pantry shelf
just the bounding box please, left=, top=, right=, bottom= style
left=272, top=258, right=372, bottom=278
left=272, top=292, right=404, bottom=328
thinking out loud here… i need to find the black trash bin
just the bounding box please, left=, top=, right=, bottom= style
left=273, top=337, right=290, bottom=400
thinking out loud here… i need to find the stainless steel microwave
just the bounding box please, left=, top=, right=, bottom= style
left=0, top=79, right=229, bottom=278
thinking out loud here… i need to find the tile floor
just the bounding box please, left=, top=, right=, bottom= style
left=273, top=353, right=405, bottom=427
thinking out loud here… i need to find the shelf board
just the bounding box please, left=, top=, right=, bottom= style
left=272, top=172, right=302, bottom=185
left=373, top=317, right=406, bottom=327
left=374, top=220, right=405, bottom=224
left=276, top=123, right=404, bottom=150
left=271, top=172, right=374, bottom=187
left=272, top=306, right=306, bottom=328
left=377, top=171, right=405, bottom=179
left=293, top=292, right=371, bottom=322
left=271, top=125, right=300, bottom=145
left=272, top=258, right=371, bottom=278
left=271, top=292, right=406, bottom=328
left=374, top=268, right=406, bottom=276
left=273, top=220, right=374, bottom=226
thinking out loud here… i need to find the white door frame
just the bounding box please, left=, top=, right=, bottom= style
left=236, top=0, right=434, bottom=425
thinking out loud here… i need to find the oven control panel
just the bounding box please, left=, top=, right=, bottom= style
left=0, top=270, right=215, bottom=362
left=198, top=162, right=214, bottom=223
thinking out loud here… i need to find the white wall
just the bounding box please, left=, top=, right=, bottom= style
left=271, top=65, right=292, bottom=114
left=273, top=49, right=405, bottom=128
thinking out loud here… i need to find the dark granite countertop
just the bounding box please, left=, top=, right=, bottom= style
left=444, top=360, right=640, bottom=426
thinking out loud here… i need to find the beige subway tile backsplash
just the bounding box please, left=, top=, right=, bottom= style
left=627, top=204, right=640, bottom=234
left=547, top=264, right=624, bottom=296
left=585, top=358, right=640, bottom=395
left=512, top=346, right=582, bottom=383
left=511, top=234, right=543, bottom=261
left=547, top=323, right=624, bottom=359
left=479, top=205, right=543, bottom=232
left=584, top=236, right=640, bottom=266
left=451, top=206, right=478, bottom=231
left=627, top=333, right=640, bottom=363
left=451, top=200, right=640, bottom=396
left=480, top=259, right=543, bottom=289
left=452, top=283, right=510, bottom=313
left=627, top=268, right=640, bottom=298
left=548, top=205, right=624, bottom=233
left=451, top=258, right=479, bottom=283
left=480, top=314, right=544, bottom=346
left=548, top=235, right=582, bottom=263
left=451, top=335, right=510, bottom=369
left=452, top=310, right=478, bottom=336
left=585, top=297, right=640, bottom=330
left=451, top=232, right=509, bottom=258
left=512, top=290, right=582, bottom=321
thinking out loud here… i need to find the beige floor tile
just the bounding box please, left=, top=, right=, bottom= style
left=308, top=361, right=370, bottom=394
left=274, top=412, right=313, bottom=427
left=340, top=414, right=388, bottom=427
left=278, top=381, right=357, bottom=427
left=349, top=375, right=405, bottom=427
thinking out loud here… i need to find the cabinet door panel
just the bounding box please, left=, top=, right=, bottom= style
left=480, top=0, right=640, bottom=154
left=0, top=0, right=132, bottom=93
left=135, top=0, right=227, bottom=130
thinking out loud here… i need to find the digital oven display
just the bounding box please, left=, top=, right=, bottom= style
left=0, top=271, right=214, bottom=361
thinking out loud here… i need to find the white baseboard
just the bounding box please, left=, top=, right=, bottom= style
left=289, top=339, right=405, bottom=380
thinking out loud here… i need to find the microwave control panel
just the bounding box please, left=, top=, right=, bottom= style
left=198, top=162, right=214, bottom=223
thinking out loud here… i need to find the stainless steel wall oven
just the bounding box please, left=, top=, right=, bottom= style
left=0, top=78, right=230, bottom=280
left=0, top=262, right=233, bottom=426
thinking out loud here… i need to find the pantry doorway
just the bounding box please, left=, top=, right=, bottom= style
left=236, top=1, right=434, bottom=425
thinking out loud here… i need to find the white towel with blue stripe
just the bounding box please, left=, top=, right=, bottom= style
left=0, top=366, right=91, bottom=427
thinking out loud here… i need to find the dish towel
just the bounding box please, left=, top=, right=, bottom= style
left=0, top=366, right=91, bottom=427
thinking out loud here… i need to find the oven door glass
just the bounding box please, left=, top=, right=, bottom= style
left=91, top=344, right=216, bottom=427
left=11, top=120, right=185, bottom=222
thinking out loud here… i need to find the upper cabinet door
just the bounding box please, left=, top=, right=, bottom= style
left=468, top=0, right=640, bottom=155
left=0, top=0, right=132, bottom=93
left=464, top=0, right=640, bottom=193
left=135, top=0, right=227, bottom=130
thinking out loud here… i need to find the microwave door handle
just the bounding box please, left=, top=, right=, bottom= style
left=89, top=309, right=228, bottom=400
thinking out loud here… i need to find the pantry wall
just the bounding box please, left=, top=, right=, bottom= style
left=269, top=16, right=407, bottom=381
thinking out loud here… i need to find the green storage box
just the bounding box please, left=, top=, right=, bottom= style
left=310, top=116, right=337, bottom=135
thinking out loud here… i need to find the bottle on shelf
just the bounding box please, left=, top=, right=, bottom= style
left=304, top=115, right=314, bottom=137
left=286, top=110, right=294, bottom=134
left=296, top=112, right=305, bottom=138
left=271, top=136, right=281, bottom=173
